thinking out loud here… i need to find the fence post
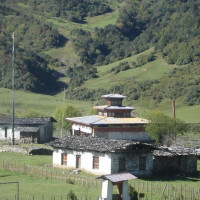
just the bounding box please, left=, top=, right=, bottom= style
left=24, top=163, right=26, bottom=174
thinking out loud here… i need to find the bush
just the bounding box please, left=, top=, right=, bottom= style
left=135, top=52, right=155, bottom=68
left=67, top=190, right=77, bottom=200
left=129, top=185, right=138, bottom=200
left=184, top=86, right=200, bottom=106
left=109, top=61, right=131, bottom=74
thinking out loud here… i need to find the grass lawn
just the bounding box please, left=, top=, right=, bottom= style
left=0, top=152, right=101, bottom=199
left=0, top=152, right=200, bottom=199
left=0, top=169, right=101, bottom=199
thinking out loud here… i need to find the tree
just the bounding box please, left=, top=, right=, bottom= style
left=54, top=105, right=81, bottom=132
left=145, top=111, right=188, bottom=146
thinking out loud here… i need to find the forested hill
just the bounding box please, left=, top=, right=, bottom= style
left=0, top=0, right=112, bottom=92
left=0, top=2, right=61, bottom=92
left=72, top=0, right=200, bottom=66
left=66, top=0, right=200, bottom=107
left=0, top=0, right=200, bottom=105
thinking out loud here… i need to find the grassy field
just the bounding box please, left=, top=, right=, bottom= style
left=0, top=85, right=200, bottom=123
left=0, top=152, right=200, bottom=200
left=0, top=152, right=100, bottom=199
left=0, top=169, right=101, bottom=199
left=0, top=88, right=93, bottom=117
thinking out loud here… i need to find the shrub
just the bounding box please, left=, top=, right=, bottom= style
left=129, top=185, right=138, bottom=200
left=67, top=190, right=77, bottom=200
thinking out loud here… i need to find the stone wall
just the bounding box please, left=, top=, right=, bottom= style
left=153, top=155, right=197, bottom=175
left=0, top=145, right=53, bottom=155
left=0, top=145, right=29, bottom=154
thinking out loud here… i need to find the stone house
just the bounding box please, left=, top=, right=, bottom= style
left=49, top=136, right=197, bottom=176
left=0, top=117, right=56, bottom=143
left=66, top=94, right=151, bottom=142
left=49, top=136, right=156, bottom=176
left=153, top=147, right=197, bottom=175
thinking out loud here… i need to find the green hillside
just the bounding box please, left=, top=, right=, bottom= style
left=0, top=0, right=200, bottom=123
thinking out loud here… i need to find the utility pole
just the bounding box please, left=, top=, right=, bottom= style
left=172, top=98, right=176, bottom=147
left=60, top=87, right=66, bottom=138
left=11, top=32, right=15, bottom=145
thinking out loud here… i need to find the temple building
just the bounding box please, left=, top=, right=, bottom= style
left=66, top=94, right=150, bottom=142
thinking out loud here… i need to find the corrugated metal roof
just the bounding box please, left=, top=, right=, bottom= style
left=93, top=105, right=134, bottom=111
left=93, top=117, right=148, bottom=125
left=101, top=94, right=127, bottom=99
left=66, top=115, right=148, bottom=125
left=66, top=115, right=105, bottom=125
left=106, top=106, right=134, bottom=110
left=97, top=172, right=137, bottom=183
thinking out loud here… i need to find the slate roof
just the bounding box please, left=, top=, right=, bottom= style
left=15, top=127, right=40, bottom=132
left=153, top=147, right=197, bottom=157
left=48, top=136, right=156, bottom=153
left=0, top=117, right=56, bottom=125
left=101, top=94, right=127, bottom=99
left=66, top=115, right=148, bottom=125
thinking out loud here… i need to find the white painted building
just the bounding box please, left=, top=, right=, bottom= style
left=49, top=136, right=155, bottom=176
left=66, top=94, right=151, bottom=142
left=0, top=117, right=56, bottom=143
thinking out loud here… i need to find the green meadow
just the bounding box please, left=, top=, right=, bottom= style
left=0, top=88, right=93, bottom=117
left=0, top=152, right=200, bottom=200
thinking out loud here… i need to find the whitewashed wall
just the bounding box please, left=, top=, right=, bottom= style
left=0, top=126, right=20, bottom=140
left=53, top=148, right=112, bottom=175
left=0, top=122, right=53, bottom=143
left=72, top=124, right=93, bottom=135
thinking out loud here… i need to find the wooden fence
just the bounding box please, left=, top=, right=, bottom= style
left=2, top=160, right=101, bottom=188
left=2, top=160, right=200, bottom=200
left=3, top=194, right=95, bottom=200
left=130, top=181, right=200, bottom=200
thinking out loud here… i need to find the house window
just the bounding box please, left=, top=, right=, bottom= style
left=74, top=129, right=80, bottom=136
left=62, top=154, right=67, bottom=165
left=139, top=157, right=146, bottom=171
left=93, top=156, right=99, bottom=169
left=5, top=128, right=7, bottom=138
left=118, top=158, right=126, bottom=172
left=76, top=155, right=81, bottom=169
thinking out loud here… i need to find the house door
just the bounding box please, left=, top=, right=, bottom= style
left=76, top=155, right=81, bottom=169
